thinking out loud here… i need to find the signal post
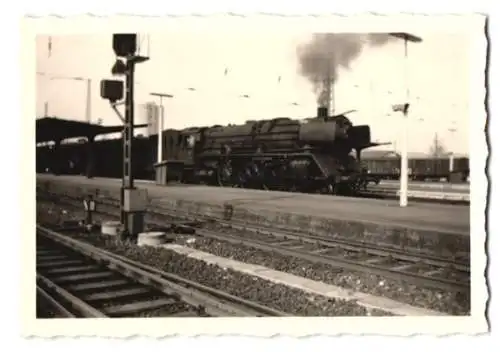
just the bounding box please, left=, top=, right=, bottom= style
left=100, top=34, right=149, bottom=240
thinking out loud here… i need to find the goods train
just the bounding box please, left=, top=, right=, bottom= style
left=362, top=154, right=469, bottom=182
left=36, top=107, right=469, bottom=197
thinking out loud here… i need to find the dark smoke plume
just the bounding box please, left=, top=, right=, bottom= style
left=296, top=33, right=393, bottom=107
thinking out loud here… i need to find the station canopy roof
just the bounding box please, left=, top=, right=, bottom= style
left=36, top=117, right=148, bottom=143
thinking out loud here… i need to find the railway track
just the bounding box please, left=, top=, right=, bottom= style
left=36, top=225, right=288, bottom=318
left=146, top=207, right=470, bottom=292
left=190, top=227, right=469, bottom=292
left=40, top=193, right=470, bottom=294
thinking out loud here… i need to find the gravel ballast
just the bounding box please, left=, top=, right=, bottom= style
left=49, top=199, right=469, bottom=315
left=180, top=236, right=470, bottom=315
left=36, top=202, right=393, bottom=316
left=36, top=199, right=469, bottom=315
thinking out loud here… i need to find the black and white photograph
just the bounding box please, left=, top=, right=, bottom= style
left=25, top=14, right=487, bottom=336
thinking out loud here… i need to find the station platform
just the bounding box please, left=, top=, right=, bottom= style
left=379, top=180, right=470, bottom=192
left=36, top=174, right=470, bottom=257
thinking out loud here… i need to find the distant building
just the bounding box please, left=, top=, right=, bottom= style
left=137, top=102, right=160, bottom=137
left=140, top=102, right=160, bottom=137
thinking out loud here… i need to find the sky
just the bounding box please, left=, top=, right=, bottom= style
left=36, top=31, right=472, bottom=155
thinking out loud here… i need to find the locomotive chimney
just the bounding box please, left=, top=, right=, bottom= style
left=317, top=107, right=328, bottom=118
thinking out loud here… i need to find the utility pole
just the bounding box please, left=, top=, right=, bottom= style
left=100, top=34, right=149, bottom=240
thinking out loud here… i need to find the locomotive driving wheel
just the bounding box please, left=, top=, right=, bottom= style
left=245, top=162, right=270, bottom=190
left=217, top=161, right=235, bottom=187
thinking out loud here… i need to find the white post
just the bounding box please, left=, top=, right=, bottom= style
left=157, top=103, right=164, bottom=163
left=85, top=78, right=92, bottom=123
left=449, top=153, right=454, bottom=172
left=399, top=37, right=409, bottom=208
left=44, top=101, right=49, bottom=116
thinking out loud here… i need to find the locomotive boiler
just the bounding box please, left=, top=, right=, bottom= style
left=179, top=107, right=375, bottom=194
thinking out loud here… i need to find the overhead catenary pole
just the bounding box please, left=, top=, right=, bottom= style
left=389, top=32, right=423, bottom=208
left=448, top=121, right=457, bottom=173
left=37, top=72, right=50, bottom=117
left=328, top=78, right=335, bottom=116
left=400, top=37, right=409, bottom=207
left=324, top=64, right=334, bottom=116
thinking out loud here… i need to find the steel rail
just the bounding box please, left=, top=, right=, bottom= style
left=36, top=273, right=107, bottom=318
left=190, top=228, right=469, bottom=292
left=38, top=197, right=470, bottom=291
left=76, top=240, right=291, bottom=317
left=146, top=206, right=470, bottom=270
left=37, top=224, right=288, bottom=317
left=212, top=221, right=470, bottom=271
left=36, top=284, right=77, bottom=318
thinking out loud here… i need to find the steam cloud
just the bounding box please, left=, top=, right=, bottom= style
left=296, top=33, right=393, bottom=107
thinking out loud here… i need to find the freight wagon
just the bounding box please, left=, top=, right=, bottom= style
left=362, top=153, right=469, bottom=182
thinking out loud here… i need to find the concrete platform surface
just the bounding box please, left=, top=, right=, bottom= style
left=380, top=180, right=469, bottom=192
left=37, top=174, right=470, bottom=256
left=364, top=186, right=469, bottom=203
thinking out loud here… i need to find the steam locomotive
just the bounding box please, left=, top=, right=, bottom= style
left=165, top=107, right=375, bottom=194
left=36, top=107, right=379, bottom=195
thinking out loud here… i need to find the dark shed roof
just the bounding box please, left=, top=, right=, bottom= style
left=36, top=117, right=148, bottom=143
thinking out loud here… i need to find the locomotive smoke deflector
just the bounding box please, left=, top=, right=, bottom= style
left=347, top=125, right=372, bottom=149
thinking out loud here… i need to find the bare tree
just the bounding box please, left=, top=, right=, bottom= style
left=429, top=133, right=447, bottom=158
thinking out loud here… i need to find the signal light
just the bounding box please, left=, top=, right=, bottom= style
left=111, top=59, right=127, bottom=76
left=100, top=79, right=124, bottom=103
left=113, top=34, right=137, bottom=57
